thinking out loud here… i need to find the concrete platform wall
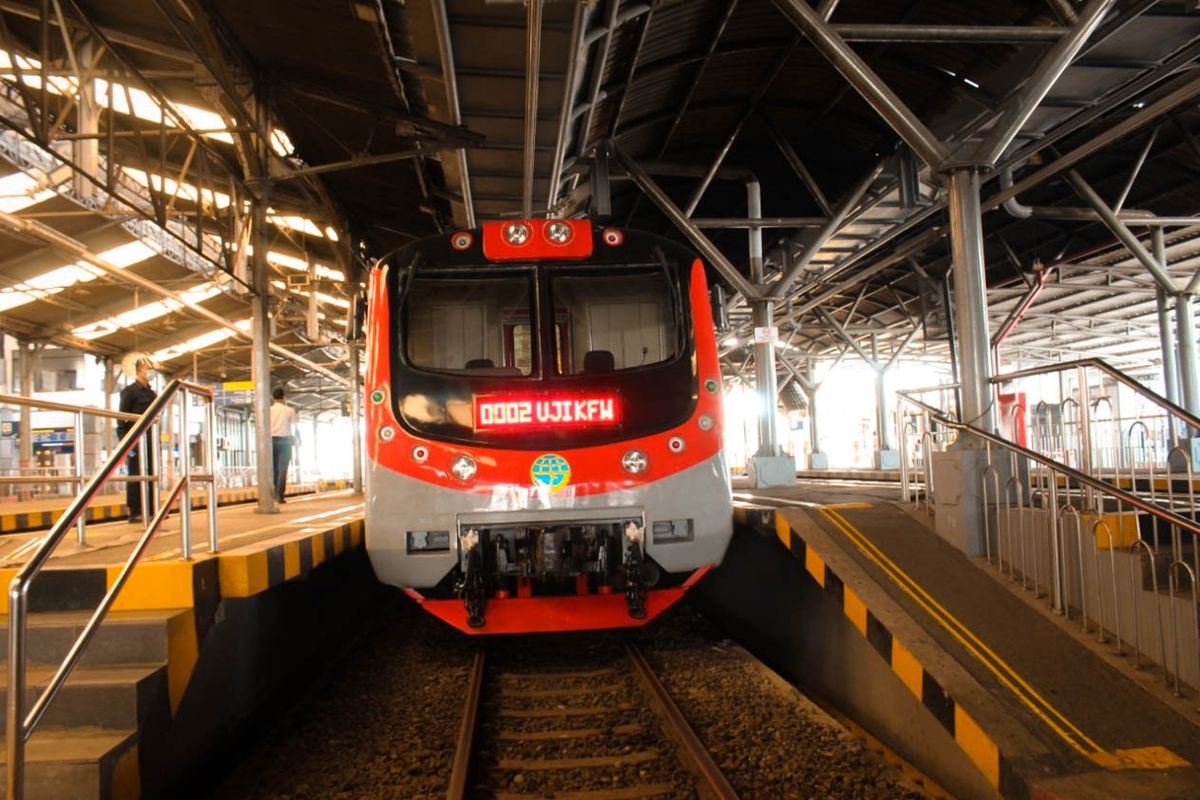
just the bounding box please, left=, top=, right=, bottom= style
left=693, top=516, right=1010, bottom=799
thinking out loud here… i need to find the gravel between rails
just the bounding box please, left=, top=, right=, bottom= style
left=632, top=606, right=928, bottom=800
left=212, top=597, right=930, bottom=800
left=212, top=596, right=475, bottom=800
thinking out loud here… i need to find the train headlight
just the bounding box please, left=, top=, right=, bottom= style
left=621, top=450, right=648, bottom=474
left=503, top=223, right=530, bottom=245
left=545, top=221, right=573, bottom=244
left=698, top=414, right=715, bottom=431
left=411, top=445, right=429, bottom=463
left=378, top=425, right=396, bottom=441
left=667, top=436, right=686, bottom=453
left=451, top=454, right=478, bottom=482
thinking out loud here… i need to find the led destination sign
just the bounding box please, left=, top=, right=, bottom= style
left=476, top=394, right=620, bottom=430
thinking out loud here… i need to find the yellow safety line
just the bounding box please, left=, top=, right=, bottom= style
left=818, top=506, right=1103, bottom=758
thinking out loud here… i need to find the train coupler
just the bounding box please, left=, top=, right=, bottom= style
left=459, top=528, right=486, bottom=628
left=623, top=521, right=647, bottom=620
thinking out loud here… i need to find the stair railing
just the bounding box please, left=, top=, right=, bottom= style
left=6, top=379, right=218, bottom=800
left=897, top=390, right=1200, bottom=695
left=0, top=392, right=139, bottom=543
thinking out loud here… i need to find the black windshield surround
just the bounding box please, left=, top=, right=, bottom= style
left=385, top=228, right=700, bottom=450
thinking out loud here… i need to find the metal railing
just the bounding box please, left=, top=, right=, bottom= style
left=897, top=389, right=1200, bottom=696
left=0, top=393, right=139, bottom=542
left=994, top=358, right=1200, bottom=501
left=6, top=380, right=219, bottom=800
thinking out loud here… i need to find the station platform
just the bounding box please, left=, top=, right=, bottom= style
left=0, top=480, right=351, bottom=534
left=729, top=487, right=1200, bottom=799
left=0, top=488, right=372, bottom=799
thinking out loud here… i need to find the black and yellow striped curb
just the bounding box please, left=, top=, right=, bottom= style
left=734, top=505, right=1019, bottom=796
left=0, top=518, right=363, bottom=724
left=0, top=480, right=351, bottom=534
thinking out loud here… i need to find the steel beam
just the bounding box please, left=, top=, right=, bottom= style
left=974, top=0, right=1116, bottom=165
left=760, top=112, right=832, bottom=215
left=431, top=0, right=476, bottom=227
left=1063, top=169, right=1175, bottom=292
left=547, top=1, right=586, bottom=212
left=1157, top=285, right=1180, bottom=405
left=1177, top=293, right=1200, bottom=419
left=832, top=24, right=1067, bottom=42
left=609, top=141, right=761, bottom=300
left=769, top=163, right=882, bottom=298
left=522, top=0, right=544, bottom=218
left=768, top=0, right=948, bottom=169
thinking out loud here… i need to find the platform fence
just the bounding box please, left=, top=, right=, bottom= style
left=897, top=372, right=1200, bottom=697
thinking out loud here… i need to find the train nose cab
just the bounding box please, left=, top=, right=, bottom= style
left=363, top=220, right=732, bottom=634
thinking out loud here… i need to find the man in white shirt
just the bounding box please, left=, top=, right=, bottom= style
left=269, top=386, right=299, bottom=503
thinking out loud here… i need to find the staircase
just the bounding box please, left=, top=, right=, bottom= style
left=0, top=609, right=188, bottom=799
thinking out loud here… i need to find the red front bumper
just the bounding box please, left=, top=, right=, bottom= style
left=403, top=565, right=712, bottom=635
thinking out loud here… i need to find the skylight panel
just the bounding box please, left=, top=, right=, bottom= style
left=121, top=167, right=231, bottom=209
left=0, top=241, right=155, bottom=313
left=0, top=173, right=54, bottom=213
left=73, top=283, right=222, bottom=340
left=266, top=250, right=346, bottom=282
left=94, top=78, right=234, bottom=144
left=151, top=319, right=250, bottom=362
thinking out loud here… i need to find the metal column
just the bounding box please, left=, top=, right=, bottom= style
left=250, top=187, right=277, bottom=514
left=1176, top=293, right=1200, bottom=418
left=747, top=183, right=778, bottom=457
left=947, top=168, right=996, bottom=432
left=350, top=343, right=363, bottom=493
left=1154, top=230, right=1180, bottom=404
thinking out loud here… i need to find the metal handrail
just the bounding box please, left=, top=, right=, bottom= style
left=896, top=392, right=1200, bottom=538
left=6, top=379, right=218, bottom=800
left=993, top=357, right=1200, bottom=433
left=0, top=392, right=140, bottom=421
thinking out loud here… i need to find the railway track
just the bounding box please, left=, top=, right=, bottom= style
left=448, top=639, right=738, bottom=800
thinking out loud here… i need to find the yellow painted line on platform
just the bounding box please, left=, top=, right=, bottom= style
left=826, top=501, right=872, bottom=510
left=804, top=545, right=826, bottom=587
left=818, top=506, right=1186, bottom=769
left=283, top=541, right=301, bottom=580
left=219, top=550, right=270, bottom=597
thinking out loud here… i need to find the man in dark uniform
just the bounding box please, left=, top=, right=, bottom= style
left=117, top=358, right=157, bottom=523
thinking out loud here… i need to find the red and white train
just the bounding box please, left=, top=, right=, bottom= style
left=363, top=219, right=732, bottom=634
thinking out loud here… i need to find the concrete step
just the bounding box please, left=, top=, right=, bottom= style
left=0, top=727, right=139, bottom=800
left=0, top=610, right=183, bottom=667
left=0, top=663, right=165, bottom=730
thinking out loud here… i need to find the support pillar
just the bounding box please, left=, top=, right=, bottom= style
left=806, top=381, right=828, bottom=469
left=947, top=168, right=996, bottom=432
left=745, top=182, right=794, bottom=487
left=249, top=185, right=277, bottom=514
left=1177, top=293, right=1200, bottom=417
left=872, top=335, right=898, bottom=469
left=18, top=342, right=34, bottom=500
left=1156, top=287, right=1179, bottom=405
left=71, top=38, right=98, bottom=198
left=933, top=167, right=993, bottom=557
left=350, top=343, right=363, bottom=493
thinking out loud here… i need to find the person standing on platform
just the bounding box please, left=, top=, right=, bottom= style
left=269, top=386, right=299, bottom=504
left=117, top=357, right=157, bottom=523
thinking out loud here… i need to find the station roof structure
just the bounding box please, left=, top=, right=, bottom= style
left=0, top=0, right=1198, bottom=400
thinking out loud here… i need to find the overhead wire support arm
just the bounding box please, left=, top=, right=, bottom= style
left=522, top=0, right=544, bottom=218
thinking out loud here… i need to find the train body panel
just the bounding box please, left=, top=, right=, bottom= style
left=362, top=221, right=733, bottom=634
left=365, top=448, right=732, bottom=588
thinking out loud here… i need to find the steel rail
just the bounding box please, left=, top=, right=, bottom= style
left=626, top=643, right=740, bottom=799
left=446, top=648, right=486, bottom=800
left=896, top=392, right=1200, bottom=538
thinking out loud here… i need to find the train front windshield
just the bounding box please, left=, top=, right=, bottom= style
left=403, top=268, right=680, bottom=378
left=394, top=259, right=697, bottom=447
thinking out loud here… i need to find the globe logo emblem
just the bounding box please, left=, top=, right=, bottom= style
left=530, top=453, right=571, bottom=492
